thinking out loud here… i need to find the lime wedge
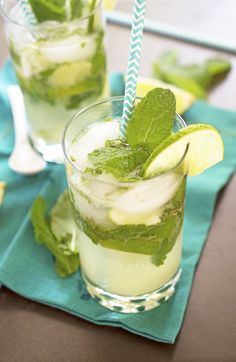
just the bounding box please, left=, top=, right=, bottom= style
left=143, top=124, right=224, bottom=177
left=136, top=76, right=196, bottom=114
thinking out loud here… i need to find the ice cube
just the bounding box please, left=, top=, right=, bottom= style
left=71, top=119, right=120, bottom=170
left=111, top=173, right=182, bottom=214
left=39, top=34, right=97, bottom=63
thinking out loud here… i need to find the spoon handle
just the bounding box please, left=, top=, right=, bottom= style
left=7, top=85, right=29, bottom=146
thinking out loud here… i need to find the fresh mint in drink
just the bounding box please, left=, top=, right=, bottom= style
left=84, top=88, right=176, bottom=180
left=31, top=193, right=79, bottom=277
left=28, top=0, right=84, bottom=22
left=85, top=139, right=150, bottom=180
left=73, top=178, right=186, bottom=266
left=126, top=87, right=176, bottom=151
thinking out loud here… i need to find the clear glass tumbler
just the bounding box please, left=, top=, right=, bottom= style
left=63, top=97, right=187, bottom=313
left=0, top=0, right=108, bottom=163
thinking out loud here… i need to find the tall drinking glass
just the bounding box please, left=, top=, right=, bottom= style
left=63, top=97, right=187, bottom=313
left=0, top=0, right=108, bottom=162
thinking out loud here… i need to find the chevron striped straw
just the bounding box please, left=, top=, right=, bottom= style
left=17, top=0, right=37, bottom=25
left=120, top=0, right=146, bottom=138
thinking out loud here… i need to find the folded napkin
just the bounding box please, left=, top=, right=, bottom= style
left=0, top=61, right=236, bottom=343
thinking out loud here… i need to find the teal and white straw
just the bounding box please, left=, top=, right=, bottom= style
left=120, top=0, right=146, bottom=138
left=17, top=0, right=37, bottom=25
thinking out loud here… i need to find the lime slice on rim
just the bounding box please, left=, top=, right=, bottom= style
left=136, top=77, right=196, bottom=114
left=143, top=124, right=224, bottom=178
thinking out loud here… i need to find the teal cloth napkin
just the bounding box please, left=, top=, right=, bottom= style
left=0, top=61, right=236, bottom=344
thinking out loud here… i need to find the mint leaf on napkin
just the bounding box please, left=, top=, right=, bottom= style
left=153, top=50, right=231, bottom=99
left=85, top=139, right=150, bottom=180
left=31, top=195, right=79, bottom=277
left=50, top=191, right=78, bottom=256
left=126, top=88, right=176, bottom=151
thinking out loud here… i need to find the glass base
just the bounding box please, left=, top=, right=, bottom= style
left=30, top=136, right=64, bottom=164
left=82, top=268, right=182, bottom=313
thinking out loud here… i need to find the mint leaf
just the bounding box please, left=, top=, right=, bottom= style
left=70, top=0, right=84, bottom=19
left=73, top=180, right=186, bottom=264
left=28, top=0, right=66, bottom=22
left=126, top=88, right=176, bottom=152
left=92, top=31, right=106, bottom=76
left=31, top=196, right=79, bottom=277
left=206, top=58, right=231, bottom=76
left=74, top=206, right=183, bottom=258
left=50, top=191, right=78, bottom=256
left=153, top=50, right=231, bottom=98
left=28, top=0, right=84, bottom=22
left=17, top=70, right=98, bottom=106
left=87, top=0, right=97, bottom=33
left=85, top=139, right=150, bottom=179
left=152, top=180, right=186, bottom=266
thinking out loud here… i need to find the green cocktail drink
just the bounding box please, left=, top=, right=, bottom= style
left=1, top=0, right=108, bottom=162
left=63, top=91, right=187, bottom=313
left=63, top=87, right=223, bottom=313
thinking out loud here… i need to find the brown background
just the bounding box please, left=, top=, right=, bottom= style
left=0, top=1, right=236, bottom=361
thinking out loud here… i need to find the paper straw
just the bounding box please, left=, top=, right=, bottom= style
left=17, top=0, right=37, bottom=25
left=120, top=0, right=146, bottom=138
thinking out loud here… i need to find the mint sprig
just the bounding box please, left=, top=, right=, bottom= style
left=85, top=139, right=150, bottom=180
left=31, top=195, right=79, bottom=277
left=126, top=88, right=176, bottom=152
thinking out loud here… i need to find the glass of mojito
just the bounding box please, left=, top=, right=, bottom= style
left=63, top=89, right=188, bottom=313
left=1, top=0, right=108, bottom=162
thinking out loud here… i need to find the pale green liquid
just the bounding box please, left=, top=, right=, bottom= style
left=78, top=228, right=182, bottom=296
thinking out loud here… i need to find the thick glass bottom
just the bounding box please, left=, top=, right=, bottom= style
left=82, top=268, right=182, bottom=313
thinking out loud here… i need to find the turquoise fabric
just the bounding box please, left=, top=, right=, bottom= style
left=0, top=61, right=236, bottom=344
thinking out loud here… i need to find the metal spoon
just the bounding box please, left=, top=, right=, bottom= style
left=7, top=85, right=46, bottom=175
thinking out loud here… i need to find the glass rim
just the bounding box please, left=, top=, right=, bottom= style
left=62, top=95, right=189, bottom=187
left=0, top=0, right=103, bottom=29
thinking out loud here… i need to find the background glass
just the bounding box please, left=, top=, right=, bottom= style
left=1, top=0, right=108, bottom=162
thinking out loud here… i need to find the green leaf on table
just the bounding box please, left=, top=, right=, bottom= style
left=153, top=50, right=231, bottom=99
left=126, top=87, right=176, bottom=152
left=85, top=139, right=150, bottom=180
left=31, top=195, right=79, bottom=278
left=50, top=190, right=79, bottom=255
